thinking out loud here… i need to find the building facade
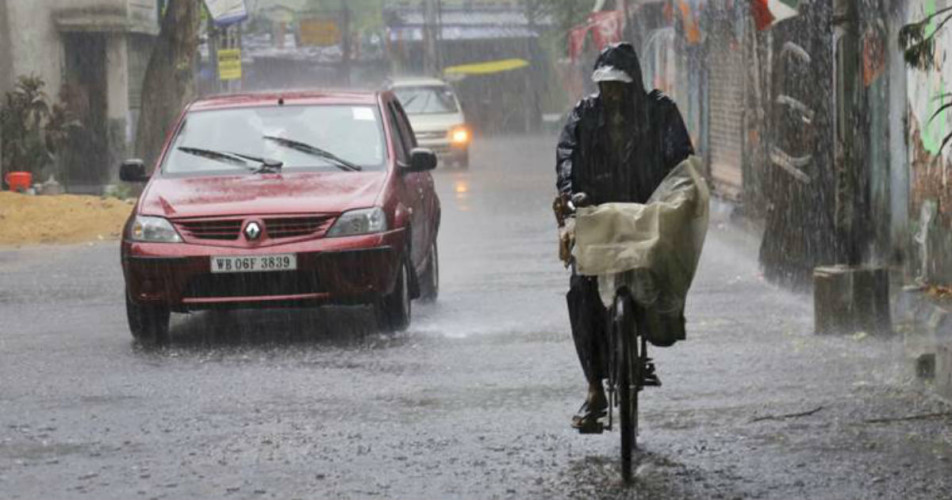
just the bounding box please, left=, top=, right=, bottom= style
left=0, top=0, right=158, bottom=191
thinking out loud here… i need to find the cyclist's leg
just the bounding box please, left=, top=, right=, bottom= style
left=567, top=273, right=609, bottom=425
left=567, top=273, right=609, bottom=386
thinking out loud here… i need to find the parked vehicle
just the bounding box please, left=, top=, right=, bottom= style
left=119, top=90, right=441, bottom=345
left=388, top=77, right=471, bottom=168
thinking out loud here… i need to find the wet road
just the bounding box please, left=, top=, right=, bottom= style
left=2, top=136, right=952, bottom=499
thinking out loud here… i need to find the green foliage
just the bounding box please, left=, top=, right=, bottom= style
left=0, top=75, right=82, bottom=177
left=899, top=6, right=952, bottom=71
left=1, top=75, right=52, bottom=176
left=521, top=0, right=590, bottom=35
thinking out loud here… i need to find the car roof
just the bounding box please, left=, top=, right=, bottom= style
left=188, top=90, right=382, bottom=112
left=388, top=77, right=451, bottom=88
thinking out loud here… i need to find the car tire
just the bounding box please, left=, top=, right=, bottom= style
left=126, top=293, right=171, bottom=347
left=375, top=258, right=411, bottom=332
left=419, top=240, right=439, bottom=302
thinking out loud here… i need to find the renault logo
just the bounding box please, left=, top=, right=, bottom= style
left=244, top=222, right=262, bottom=240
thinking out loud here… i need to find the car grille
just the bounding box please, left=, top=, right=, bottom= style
left=175, top=216, right=334, bottom=241
left=184, top=271, right=323, bottom=299
left=177, top=219, right=243, bottom=240
left=264, top=216, right=334, bottom=239
left=415, top=130, right=446, bottom=141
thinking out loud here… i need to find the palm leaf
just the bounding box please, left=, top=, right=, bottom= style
left=940, top=131, right=952, bottom=153
left=929, top=101, right=952, bottom=123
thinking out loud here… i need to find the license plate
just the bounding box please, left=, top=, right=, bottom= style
left=210, top=254, right=297, bottom=274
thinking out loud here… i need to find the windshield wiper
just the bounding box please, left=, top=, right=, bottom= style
left=262, top=135, right=362, bottom=172
left=178, top=147, right=283, bottom=173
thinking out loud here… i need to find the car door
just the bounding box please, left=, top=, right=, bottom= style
left=387, top=100, right=428, bottom=269
left=392, top=99, right=437, bottom=245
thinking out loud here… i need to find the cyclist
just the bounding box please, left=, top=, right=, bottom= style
left=555, top=42, right=695, bottom=431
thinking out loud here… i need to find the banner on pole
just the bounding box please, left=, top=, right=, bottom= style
left=204, top=0, right=248, bottom=27
left=218, top=49, right=242, bottom=80
left=300, top=18, right=341, bottom=47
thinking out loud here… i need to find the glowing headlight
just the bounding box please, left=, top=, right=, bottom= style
left=450, top=126, right=470, bottom=145
left=326, top=207, right=388, bottom=237
left=130, top=216, right=182, bottom=243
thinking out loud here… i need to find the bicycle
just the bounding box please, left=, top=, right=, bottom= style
left=556, top=157, right=708, bottom=483
left=557, top=193, right=658, bottom=483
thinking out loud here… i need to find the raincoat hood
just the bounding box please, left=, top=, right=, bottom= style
left=592, top=42, right=646, bottom=96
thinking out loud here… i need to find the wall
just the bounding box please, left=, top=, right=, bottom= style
left=0, top=0, right=13, bottom=93
left=6, top=0, right=63, bottom=95
left=2, top=0, right=157, bottom=188
left=904, top=0, right=952, bottom=285
left=705, top=3, right=746, bottom=200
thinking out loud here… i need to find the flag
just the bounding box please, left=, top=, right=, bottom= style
left=752, top=0, right=799, bottom=31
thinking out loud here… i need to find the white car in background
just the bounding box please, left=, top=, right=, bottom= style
left=389, top=77, right=471, bottom=168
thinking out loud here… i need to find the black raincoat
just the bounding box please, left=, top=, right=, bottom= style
left=557, top=43, right=694, bottom=384
left=557, top=43, right=694, bottom=203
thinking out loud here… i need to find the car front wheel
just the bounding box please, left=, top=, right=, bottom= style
left=375, top=258, right=411, bottom=332
left=126, top=293, right=171, bottom=347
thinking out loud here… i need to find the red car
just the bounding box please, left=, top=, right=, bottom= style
left=119, top=90, right=441, bottom=345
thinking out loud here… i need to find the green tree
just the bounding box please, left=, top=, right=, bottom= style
left=521, top=0, right=591, bottom=37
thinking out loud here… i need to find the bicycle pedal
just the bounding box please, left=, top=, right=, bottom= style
left=576, top=420, right=605, bottom=434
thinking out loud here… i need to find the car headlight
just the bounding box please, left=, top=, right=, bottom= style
left=449, top=125, right=470, bottom=145
left=129, top=215, right=183, bottom=243
left=326, top=207, right=388, bottom=237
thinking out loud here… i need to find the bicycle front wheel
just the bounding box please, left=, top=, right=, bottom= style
left=614, top=293, right=638, bottom=482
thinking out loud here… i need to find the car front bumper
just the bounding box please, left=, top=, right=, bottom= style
left=417, top=137, right=468, bottom=161
left=122, top=229, right=407, bottom=312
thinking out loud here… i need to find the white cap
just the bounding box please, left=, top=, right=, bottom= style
left=592, top=65, right=633, bottom=84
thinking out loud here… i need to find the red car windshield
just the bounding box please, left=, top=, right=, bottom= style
left=162, top=104, right=387, bottom=174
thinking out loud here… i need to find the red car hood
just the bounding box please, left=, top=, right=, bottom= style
left=139, top=171, right=387, bottom=219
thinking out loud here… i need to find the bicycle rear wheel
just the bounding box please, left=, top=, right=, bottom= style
left=613, top=293, right=638, bottom=482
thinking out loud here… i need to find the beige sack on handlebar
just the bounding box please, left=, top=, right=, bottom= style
left=572, top=156, right=710, bottom=311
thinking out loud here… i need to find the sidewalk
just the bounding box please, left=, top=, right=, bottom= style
left=896, top=286, right=952, bottom=401
left=710, top=192, right=952, bottom=403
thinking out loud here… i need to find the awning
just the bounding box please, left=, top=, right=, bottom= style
left=443, top=58, right=528, bottom=76
left=54, top=12, right=159, bottom=35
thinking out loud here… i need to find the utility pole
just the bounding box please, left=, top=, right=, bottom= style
left=423, top=0, right=438, bottom=76
left=207, top=15, right=221, bottom=93
left=341, top=0, right=351, bottom=86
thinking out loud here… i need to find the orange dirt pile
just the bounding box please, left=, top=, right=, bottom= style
left=0, top=191, right=134, bottom=246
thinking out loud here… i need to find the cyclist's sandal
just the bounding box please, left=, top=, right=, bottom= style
left=571, top=400, right=607, bottom=433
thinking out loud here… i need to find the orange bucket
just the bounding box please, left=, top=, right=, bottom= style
left=5, top=172, right=32, bottom=192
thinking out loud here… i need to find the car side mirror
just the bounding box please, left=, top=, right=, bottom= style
left=119, top=159, right=149, bottom=182
left=406, top=148, right=437, bottom=172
